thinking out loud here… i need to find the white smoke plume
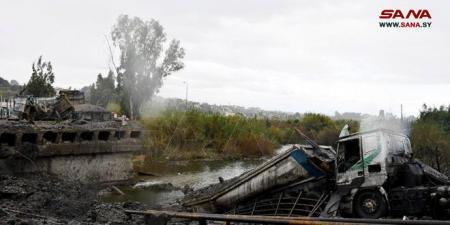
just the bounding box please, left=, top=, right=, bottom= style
left=359, top=110, right=411, bottom=135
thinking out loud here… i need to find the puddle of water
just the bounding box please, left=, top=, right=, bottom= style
left=101, top=145, right=295, bottom=207
left=101, top=185, right=184, bottom=207
left=138, top=159, right=263, bottom=189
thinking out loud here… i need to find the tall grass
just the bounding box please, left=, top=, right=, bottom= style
left=141, top=110, right=359, bottom=160
left=142, top=110, right=280, bottom=160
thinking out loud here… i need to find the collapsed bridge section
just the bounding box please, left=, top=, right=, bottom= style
left=0, top=120, right=144, bottom=182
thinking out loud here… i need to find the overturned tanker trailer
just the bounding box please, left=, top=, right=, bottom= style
left=183, top=143, right=338, bottom=217
left=183, top=128, right=450, bottom=219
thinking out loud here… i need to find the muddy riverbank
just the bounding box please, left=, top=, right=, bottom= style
left=102, top=145, right=293, bottom=207
left=0, top=174, right=148, bottom=225
left=102, top=159, right=262, bottom=209
left=0, top=145, right=294, bottom=224
left=0, top=160, right=262, bottom=224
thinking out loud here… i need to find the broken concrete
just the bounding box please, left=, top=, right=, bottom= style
left=0, top=90, right=144, bottom=183
left=0, top=119, right=143, bottom=182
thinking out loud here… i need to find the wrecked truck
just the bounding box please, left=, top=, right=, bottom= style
left=183, top=128, right=450, bottom=219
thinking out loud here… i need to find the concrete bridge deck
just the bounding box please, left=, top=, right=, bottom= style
left=0, top=120, right=144, bottom=182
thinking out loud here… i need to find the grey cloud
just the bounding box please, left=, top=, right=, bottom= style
left=0, top=0, right=448, bottom=116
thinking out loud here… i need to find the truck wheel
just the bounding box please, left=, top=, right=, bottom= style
left=354, top=190, right=387, bottom=219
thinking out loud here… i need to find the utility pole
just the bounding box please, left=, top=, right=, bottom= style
left=400, top=104, right=403, bottom=122
left=183, top=81, right=188, bottom=110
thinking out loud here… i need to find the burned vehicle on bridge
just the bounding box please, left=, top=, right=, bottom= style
left=183, top=128, right=450, bottom=219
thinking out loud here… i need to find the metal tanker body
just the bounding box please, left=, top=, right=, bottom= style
left=183, top=144, right=336, bottom=214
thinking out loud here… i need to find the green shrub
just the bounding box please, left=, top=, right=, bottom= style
left=411, top=105, right=450, bottom=174
left=141, top=110, right=282, bottom=160
left=141, top=110, right=358, bottom=160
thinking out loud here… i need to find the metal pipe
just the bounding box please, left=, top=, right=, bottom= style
left=127, top=210, right=360, bottom=225
left=125, top=210, right=450, bottom=225
left=182, top=81, right=188, bottom=110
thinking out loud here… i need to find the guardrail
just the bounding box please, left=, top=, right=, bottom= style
left=125, top=209, right=450, bottom=225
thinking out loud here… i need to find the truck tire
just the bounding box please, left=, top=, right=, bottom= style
left=353, top=190, right=387, bottom=219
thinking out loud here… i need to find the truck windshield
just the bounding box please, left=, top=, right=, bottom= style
left=387, top=134, right=410, bottom=155
left=337, top=138, right=360, bottom=173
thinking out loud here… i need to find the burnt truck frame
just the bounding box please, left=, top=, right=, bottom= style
left=336, top=129, right=450, bottom=219
left=184, top=128, right=450, bottom=220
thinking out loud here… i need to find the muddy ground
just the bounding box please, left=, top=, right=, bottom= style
left=0, top=171, right=238, bottom=225
left=0, top=174, right=151, bottom=225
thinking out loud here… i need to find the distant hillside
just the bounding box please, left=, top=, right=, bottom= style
left=140, top=96, right=392, bottom=122
left=0, top=76, right=22, bottom=97
left=0, top=77, right=9, bottom=86
left=141, top=96, right=300, bottom=119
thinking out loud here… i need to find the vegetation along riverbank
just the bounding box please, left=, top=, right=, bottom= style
left=139, top=110, right=359, bottom=160
left=137, top=105, right=449, bottom=177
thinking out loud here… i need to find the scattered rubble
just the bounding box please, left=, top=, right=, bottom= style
left=0, top=174, right=148, bottom=225
left=0, top=90, right=144, bottom=183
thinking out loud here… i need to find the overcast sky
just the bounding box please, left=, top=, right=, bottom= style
left=1, top=0, right=449, bottom=116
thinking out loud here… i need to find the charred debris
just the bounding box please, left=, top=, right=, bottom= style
left=182, top=129, right=450, bottom=220
left=0, top=90, right=147, bottom=224
left=1, top=90, right=449, bottom=222
left=0, top=90, right=143, bottom=182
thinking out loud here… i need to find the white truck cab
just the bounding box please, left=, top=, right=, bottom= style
left=336, top=129, right=412, bottom=189
left=335, top=129, right=413, bottom=218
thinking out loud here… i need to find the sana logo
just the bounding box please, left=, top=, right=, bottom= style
left=379, top=9, right=432, bottom=19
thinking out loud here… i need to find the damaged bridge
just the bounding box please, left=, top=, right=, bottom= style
left=0, top=90, right=144, bottom=182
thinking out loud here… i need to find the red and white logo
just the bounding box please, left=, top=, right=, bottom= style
left=379, top=9, right=431, bottom=19
left=378, top=9, right=432, bottom=28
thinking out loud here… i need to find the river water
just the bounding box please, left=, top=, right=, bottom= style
left=102, top=145, right=294, bottom=207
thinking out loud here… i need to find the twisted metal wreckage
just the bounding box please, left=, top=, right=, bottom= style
left=0, top=91, right=143, bottom=182
left=1, top=91, right=449, bottom=224
left=131, top=128, right=450, bottom=224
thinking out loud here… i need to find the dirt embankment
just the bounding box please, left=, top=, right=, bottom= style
left=0, top=175, right=147, bottom=225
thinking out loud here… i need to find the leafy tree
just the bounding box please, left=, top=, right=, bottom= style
left=0, top=76, right=10, bottom=86
left=280, top=113, right=340, bottom=146
left=23, top=56, right=55, bottom=97
left=411, top=105, right=450, bottom=174
left=111, top=15, right=185, bottom=119
left=89, top=71, right=116, bottom=107
left=0, top=77, right=22, bottom=97
left=300, top=113, right=336, bottom=133
left=418, top=104, right=450, bottom=133
left=10, top=80, right=19, bottom=86
left=316, top=127, right=340, bottom=146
